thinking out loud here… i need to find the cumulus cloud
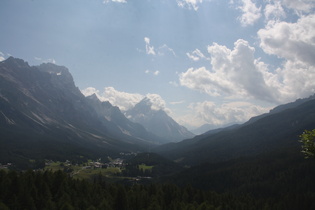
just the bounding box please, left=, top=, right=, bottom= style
left=180, top=13, right=315, bottom=106
left=258, top=14, right=315, bottom=66
left=264, top=1, right=286, bottom=21
left=146, top=93, right=167, bottom=111
left=81, top=87, right=170, bottom=113
left=257, top=13, right=315, bottom=99
left=176, top=100, right=271, bottom=127
left=180, top=39, right=277, bottom=102
left=82, top=87, right=143, bottom=111
left=281, top=0, right=315, bottom=13
left=238, top=0, right=262, bottom=26
left=144, top=37, right=156, bottom=55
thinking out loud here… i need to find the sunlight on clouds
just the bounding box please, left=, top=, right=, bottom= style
left=180, top=39, right=277, bottom=102
left=82, top=87, right=143, bottom=111
left=258, top=13, right=315, bottom=100
left=282, top=0, right=315, bottom=13
left=258, top=14, right=315, bottom=66
left=177, top=101, right=271, bottom=127
left=146, top=93, right=167, bottom=111
left=180, top=11, right=315, bottom=106
left=238, top=0, right=262, bottom=26
left=81, top=87, right=170, bottom=113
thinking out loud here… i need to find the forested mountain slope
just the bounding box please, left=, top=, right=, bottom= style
left=155, top=97, right=315, bottom=166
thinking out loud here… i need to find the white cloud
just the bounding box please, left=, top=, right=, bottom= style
left=81, top=87, right=170, bottom=113
left=281, top=0, right=315, bottom=13
left=177, top=100, right=271, bottom=127
left=258, top=14, right=315, bottom=66
left=186, top=49, right=207, bottom=61
left=144, top=37, right=156, bottom=55
left=238, top=0, right=262, bottom=26
left=158, top=44, right=176, bottom=56
left=180, top=13, right=315, bottom=106
left=145, top=69, right=160, bottom=76
left=81, top=87, right=100, bottom=97
left=143, top=38, right=176, bottom=57
left=264, top=1, right=286, bottom=21
left=34, top=57, right=56, bottom=64
left=180, top=39, right=277, bottom=102
left=146, top=93, right=167, bottom=111
left=82, top=86, right=143, bottom=111
left=177, top=0, right=204, bottom=11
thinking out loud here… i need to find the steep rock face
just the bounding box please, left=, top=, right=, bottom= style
left=126, top=97, right=195, bottom=142
left=0, top=57, right=101, bottom=133
left=0, top=57, right=154, bottom=163
left=86, top=94, right=164, bottom=144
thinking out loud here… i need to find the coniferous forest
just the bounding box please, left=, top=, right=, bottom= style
left=1, top=167, right=315, bottom=210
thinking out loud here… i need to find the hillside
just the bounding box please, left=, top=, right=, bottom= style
left=155, top=97, right=315, bottom=166
left=0, top=57, right=154, bottom=167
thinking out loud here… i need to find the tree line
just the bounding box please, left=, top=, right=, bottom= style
left=0, top=169, right=298, bottom=210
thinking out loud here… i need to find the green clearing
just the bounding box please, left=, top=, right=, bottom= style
left=72, top=167, right=121, bottom=180
left=138, top=164, right=154, bottom=172
left=44, top=161, right=121, bottom=180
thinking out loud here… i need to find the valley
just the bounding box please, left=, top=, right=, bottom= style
left=1, top=57, right=315, bottom=209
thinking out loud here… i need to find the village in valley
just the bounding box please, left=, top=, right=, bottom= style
left=42, top=152, right=153, bottom=182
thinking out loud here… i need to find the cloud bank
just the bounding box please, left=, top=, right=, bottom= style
left=81, top=87, right=168, bottom=113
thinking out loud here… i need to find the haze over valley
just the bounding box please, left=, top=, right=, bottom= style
left=1, top=0, right=315, bottom=209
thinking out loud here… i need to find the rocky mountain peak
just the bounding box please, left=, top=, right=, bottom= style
left=2, top=56, right=30, bottom=69
left=87, top=93, right=101, bottom=102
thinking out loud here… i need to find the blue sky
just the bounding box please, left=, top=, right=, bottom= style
left=1, top=0, right=315, bottom=129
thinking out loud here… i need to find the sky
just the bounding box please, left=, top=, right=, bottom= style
left=0, top=0, right=315, bottom=129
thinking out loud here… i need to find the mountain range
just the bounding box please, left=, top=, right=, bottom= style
left=1, top=56, right=315, bottom=170
left=125, top=97, right=195, bottom=142
left=154, top=94, right=315, bottom=166
left=0, top=57, right=193, bottom=166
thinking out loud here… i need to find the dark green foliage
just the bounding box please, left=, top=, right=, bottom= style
left=123, top=152, right=183, bottom=177
left=156, top=98, right=315, bottom=166
left=300, top=129, right=315, bottom=158
left=0, top=170, right=262, bottom=209
left=1, top=168, right=315, bottom=210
